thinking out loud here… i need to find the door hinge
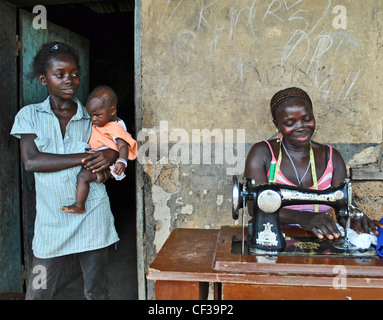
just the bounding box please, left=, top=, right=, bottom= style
left=21, top=264, right=27, bottom=283
left=16, top=35, right=22, bottom=56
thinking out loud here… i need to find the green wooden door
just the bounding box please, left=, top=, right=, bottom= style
left=19, top=9, right=89, bottom=292
left=0, top=0, right=23, bottom=293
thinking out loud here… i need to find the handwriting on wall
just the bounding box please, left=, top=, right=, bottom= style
left=142, top=0, right=381, bottom=143
left=163, top=0, right=361, bottom=102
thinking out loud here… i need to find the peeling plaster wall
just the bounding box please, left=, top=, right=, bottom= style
left=143, top=159, right=181, bottom=252
left=140, top=0, right=383, bottom=297
left=143, top=156, right=240, bottom=250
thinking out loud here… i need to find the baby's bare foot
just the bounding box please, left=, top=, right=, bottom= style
left=61, top=203, right=85, bottom=214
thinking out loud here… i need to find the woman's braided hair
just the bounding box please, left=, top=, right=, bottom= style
left=270, top=87, right=313, bottom=121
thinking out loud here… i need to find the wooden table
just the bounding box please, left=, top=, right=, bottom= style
left=146, top=227, right=383, bottom=300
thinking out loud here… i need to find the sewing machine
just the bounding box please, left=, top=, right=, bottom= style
left=147, top=178, right=381, bottom=300
left=232, top=176, right=364, bottom=254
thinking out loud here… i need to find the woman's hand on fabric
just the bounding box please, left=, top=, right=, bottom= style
left=351, top=215, right=383, bottom=235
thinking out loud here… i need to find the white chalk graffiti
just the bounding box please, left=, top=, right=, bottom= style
left=162, top=0, right=362, bottom=102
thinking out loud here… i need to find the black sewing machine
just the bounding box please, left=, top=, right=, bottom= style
left=232, top=176, right=364, bottom=254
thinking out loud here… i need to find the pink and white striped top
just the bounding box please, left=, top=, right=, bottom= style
left=264, top=140, right=333, bottom=213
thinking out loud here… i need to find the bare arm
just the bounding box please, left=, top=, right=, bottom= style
left=20, top=134, right=85, bottom=172
left=244, top=142, right=270, bottom=185
left=116, top=138, right=130, bottom=161
left=20, top=134, right=118, bottom=178
left=331, top=147, right=347, bottom=186
left=111, top=138, right=130, bottom=175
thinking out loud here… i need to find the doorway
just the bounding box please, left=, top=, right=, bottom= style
left=21, top=2, right=137, bottom=299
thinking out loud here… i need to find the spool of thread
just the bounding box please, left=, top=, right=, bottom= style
left=269, top=160, right=276, bottom=183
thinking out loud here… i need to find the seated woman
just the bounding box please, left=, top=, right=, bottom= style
left=244, top=87, right=381, bottom=240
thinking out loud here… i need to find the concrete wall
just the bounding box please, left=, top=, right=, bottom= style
left=139, top=0, right=383, bottom=297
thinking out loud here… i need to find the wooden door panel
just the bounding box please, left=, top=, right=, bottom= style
left=0, top=0, right=23, bottom=293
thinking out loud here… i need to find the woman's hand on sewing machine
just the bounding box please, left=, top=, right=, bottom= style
left=351, top=215, right=383, bottom=235
left=280, top=209, right=341, bottom=240
left=296, top=211, right=341, bottom=240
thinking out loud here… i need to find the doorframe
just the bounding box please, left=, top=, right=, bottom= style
left=134, top=0, right=146, bottom=300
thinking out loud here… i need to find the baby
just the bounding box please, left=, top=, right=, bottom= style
left=61, top=85, right=137, bottom=213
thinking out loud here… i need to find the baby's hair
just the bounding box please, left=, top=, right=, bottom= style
left=28, top=41, right=80, bottom=81
left=87, top=85, right=118, bottom=108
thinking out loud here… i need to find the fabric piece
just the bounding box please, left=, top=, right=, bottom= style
left=376, top=218, right=383, bottom=256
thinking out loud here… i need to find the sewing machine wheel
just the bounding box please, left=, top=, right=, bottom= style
left=232, top=175, right=243, bottom=220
